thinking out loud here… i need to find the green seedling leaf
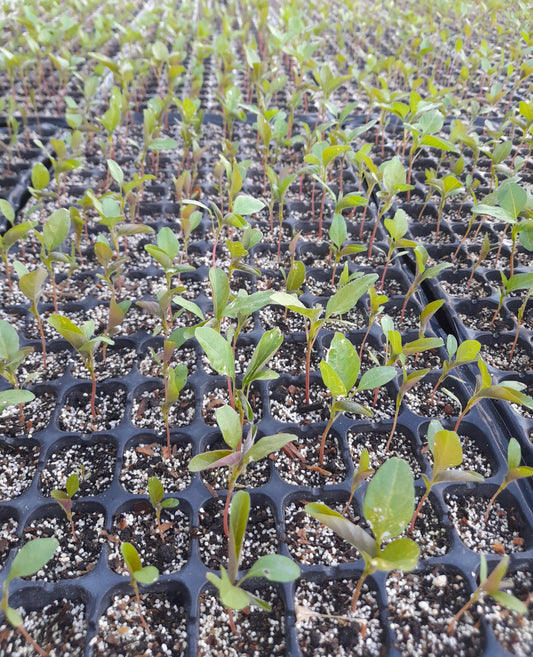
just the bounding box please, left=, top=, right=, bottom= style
left=0, top=320, right=19, bottom=361
left=325, top=274, right=377, bottom=318
left=8, top=538, right=59, bottom=582
left=188, top=449, right=237, bottom=472
left=357, top=366, right=396, bottom=392
left=246, top=555, right=301, bottom=582
left=134, top=565, right=159, bottom=584
left=43, top=208, right=70, bottom=253
left=210, top=267, right=230, bottom=323
left=228, top=490, right=250, bottom=580
left=305, top=502, right=377, bottom=556
left=372, top=537, right=419, bottom=571
left=0, top=200, right=15, bottom=224
left=196, top=326, right=235, bottom=379
left=216, top=404, right=242, bottom=450
left=245, top=432, right=296, bottom=464
left=148, top=476, right=164, bottom=506
left=31, top=162, right=50, bottom=191
left=364, top=457, right=414, bottom=544
left=207, top=569, right=251, bottom=610
left=18, top=268, right=48, bottom=303
left=233, top=195, right=265, bottom=215
left=324, top=332, right=359, bottom=394
left=0, top=389, right=34, bottom=414
left=242, top=328, right=283, bottom=390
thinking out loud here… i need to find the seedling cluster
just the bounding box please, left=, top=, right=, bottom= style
left=0, top=0, right=532, bottom=654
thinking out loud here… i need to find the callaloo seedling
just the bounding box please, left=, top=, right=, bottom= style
left=484, top=438, right=533, bottom=522
left=381, top=208, right=417, bottom=291
left=386, top=366, right=430, bottom=451
left=13, top=263, right=48, bottom=369
left=147, top=476, right=179, bottom=543
left=0, top=319, right=36, bottom=426
left=1, top=538, right=59, bottom=657
left=0, top=205, right=35, bottom=293
left=454, top=357, right=533, bottom=431
left=319, top=332, right=396, bottom=465
left=271, top=273, right=377, bottom=404
left=400, top=245, right=451, bottom=322
left=306, top=457, right=419, bottom=611
left=342, top=448, right=374, bottom=515
left=47, top=314, right=114, bottom=418
left=189, top=403, right=295, bottom=536
left=409, top=422, right=483, bottom=533
left=120, top=542, right=159, bottom=634
left=51, top=473, right=79, bottom=542
left=32, top=208, right=71, bottom=313
left=430, top=336, right=481, bottom=404
left=447, top=554, right=527, bottom=634
left=206, top=490, right=300, bottom=634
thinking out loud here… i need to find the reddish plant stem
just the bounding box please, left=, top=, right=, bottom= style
left=16, top=624, right=49, bottom=657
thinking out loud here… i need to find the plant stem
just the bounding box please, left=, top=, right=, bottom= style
left=447, top=594, right=477, bottom=635
left=409, top=489, right=429, bottom=534
left=16, top=624, right=49, bottom=657
left=483, top=486, right=503, bottom=523
left=318, top=413, right=336, bottom=466
left=385, top=401, right=401, bottom=451
left=227, top=607, right=237, bottom=635
left=351, top=570, right=369, bottom=611
left=132, top=581, right=151, bottom=634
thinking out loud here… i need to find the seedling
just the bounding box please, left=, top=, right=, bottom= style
left=0, top=204, right=35, bottom=293
left=144, top=226, right=195, bottom=291
left=47, top=315, right=114, bottom=418
left=0, top=319, right=35, bottom=425
left=14, top=263, right=48, bottom=369
left=409, top=422, right=483, bottom=533
left=400, top=245, right=452, bottom=321
left=419, top=300, right=445, bottom=339
left=417, top=169, right=463, bottom=239
left=447, top=554, right=527, bottom=634
left=454, top=358, right=533, bottom=432
left=196, top=326, right=283, bottom=424
left=466, top=233, right=491, bottom=292
left=51, top=473, right=79, bottom=542
left=490, top=272, right=533, bottom=331
left=319, top=332, right=396, bottom=464
left=359, top=287, right=388, bottom=360
left=1, top=538, right=59, bottom=657
left=270, top=273, right=378, bottom=404
left=306, top=457, right=419, bottom=611
left=381, top=208, right=417, bottom=291
left=328, top=212, right=366, bottom=285
left=484, top=438, right=533, bottom=522
left=265, top=164, right=297, bottom=261
left=190, top=403, right=295, bottom=536
left=430, top=336, right=481, bottom=403
left=147, top=476, right=179, bottom=543
left=32, top=208, right=71, bottom=313
left=120, top=542, right=159, bottom=634
left=206, top=490, right=300, bottom=634
left=342, top=448, right=374, bottom=515
left=161, top=356, right=188, bottom=459
left=386, top=366, right=430, bottom=451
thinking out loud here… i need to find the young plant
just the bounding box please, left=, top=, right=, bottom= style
left=408, top=423, right=483, bottom=533
left=120, top=542, right=159, bottom=634
left=0, top=204, right=35, bottom=293
left=206, top=490, right=300, bottom=634
left=32, top=208, right=71, bottom=313
left=50, top=473, right=79, bottom=543
left=381, top=208, right=417, bottom=291
left=147, top=476, right=179, bottom=543
left=386, top=366, right=430, bottom=451
left=270, top=273, right=378, bottom=404
left=359, top=287, right=388, bottom=360
left=484, top=438, right=533, bottom=523
left=306, top=457, right=419, bottom=611
left=144, top=226, right=195, bottom=291
left=14, top=263, right=48, bottom=369
left=0, top=319, right=35, bottom=425
left=418, top=299, right=445, bottom=340
left=265, top=164, right=297, bottom=262
left=47, top=315, right=114, bottom=418
left=447, top=554, right=527, bottom=634
left=417, top=169, right=463, bottom=239
left=319, top=332, right=396, bottom=465
left=189, top=404, right=295, bottom=536
left=430, top=336, right=481, bottom=403
left=466, top=233, right=491, bottom=292
left=490, top=272, right=533, bottom=330
left=1, top=538, right=59, bottom=657
left=342, top=448, right=374, bottom=515
left=454, top=358, right=533, bottom=432
left=328, top=212, right=366, bottom=285
left=195, top=325, right=283, bottom=424
left=400, top=245, right=452, bottom=321
left=161, top=357, right=188, bottom=459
